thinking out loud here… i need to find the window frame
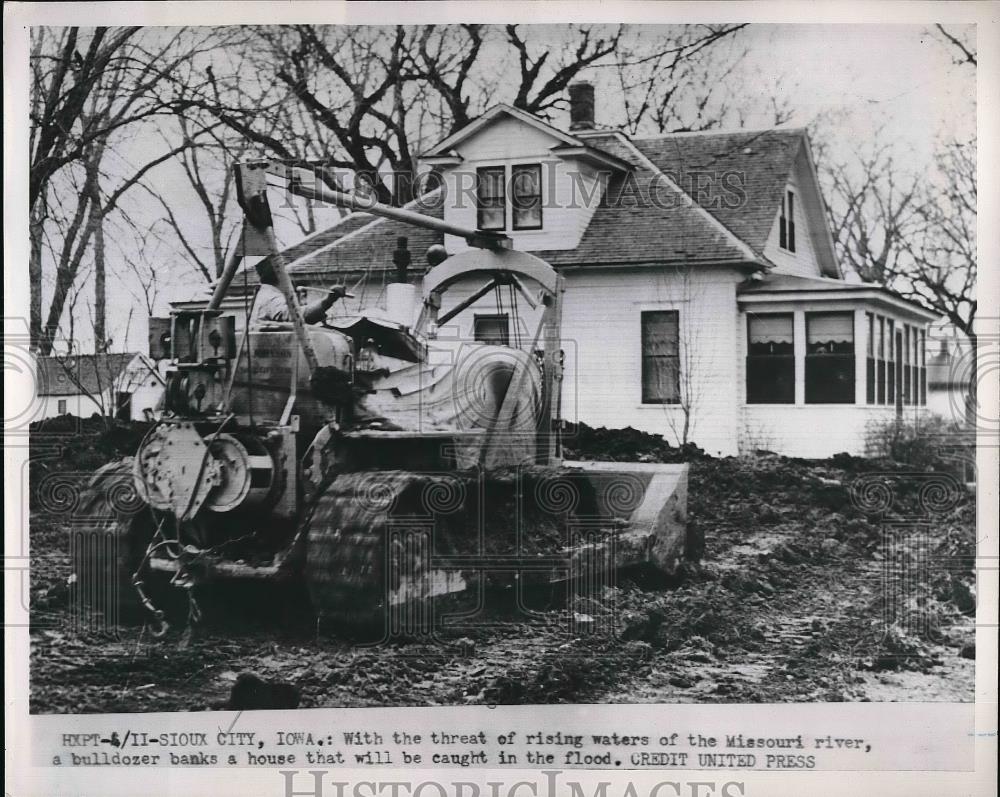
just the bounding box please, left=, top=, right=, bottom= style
left=475, top=165, right=507, bottom=231
left=746, top=312, right=795, bottom=405
left=804, top=310, right=855, bottom=404
left=640, top=310, right=681, bottom=405
left=473, top=313, right=510, bottom=347
left=57, top=398, right=67, bottom=415
left=511, top=163, right=543, bottom=231
left=779, top=189, right=797, bottom=253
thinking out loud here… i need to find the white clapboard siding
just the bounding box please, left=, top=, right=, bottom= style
left=762, top=150, right=823, bottom=278
left=741, top=404, right=930, bottom=458
left=440, top=115, right=604, bottom=254
left=559, top=267, right=744, bottom=456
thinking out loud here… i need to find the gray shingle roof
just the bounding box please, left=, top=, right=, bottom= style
left=631, top=129, right=805, bottom=254
left=231, top=125, right=813, bottom=288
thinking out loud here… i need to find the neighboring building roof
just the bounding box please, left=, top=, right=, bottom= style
left=737, top=273, right=940, bottom=320
left=36, top=352, right=138, bottom=397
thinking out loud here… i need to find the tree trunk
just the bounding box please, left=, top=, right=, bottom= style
left=29, top=197, right=46, bottom=352
left=965, top=332, right=977, bottom=429
left=84, top=145, right=107, bottom=351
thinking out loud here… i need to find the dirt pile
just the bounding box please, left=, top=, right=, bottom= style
left=28, top=421, right=976, bottom=711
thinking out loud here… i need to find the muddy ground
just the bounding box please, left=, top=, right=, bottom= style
left=28, top=419, right=975, bottom=713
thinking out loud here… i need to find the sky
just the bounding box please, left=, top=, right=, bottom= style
left=33, top=22, right=977, bottom=354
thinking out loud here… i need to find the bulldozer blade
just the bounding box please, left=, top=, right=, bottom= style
left=304, top=463, right=688, bottom=630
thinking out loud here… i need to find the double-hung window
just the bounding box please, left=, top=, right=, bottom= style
left=476, top=164, right=543, bottom=231
left=779, top=190, right=796, bottom=253
left=805, top=312, right=854, bottom=403
left=746, top=313, right=795, bottom=404
left=641, top=311, right=680, bottom=404
left=476, top=166, right=506, bottom=231
left=511, top=165, right=542, bottom=230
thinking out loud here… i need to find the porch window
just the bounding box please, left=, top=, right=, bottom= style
left=511, top=164, right=543, bottom=230
left=886, top=319, right=896, bottom=404
left=641, top=310, right=680, bottom=404
left=476, top=166, right=506, bottom=230
left=877, top=316, right=886, bottom=403
left=805, top=312, right=854, bottom=403
left=746, top=313, right=794, bottom=404
left=866, top=312, right=875, bottom=404
left=474, top=313, right=509, bottom=346
left=903, top=325, right=912, bottom=405
left=779, top=190, right=796, bottom=253
left=920, top=329, right=927, bottom=404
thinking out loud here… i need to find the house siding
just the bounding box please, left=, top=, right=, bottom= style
left=559, top=267, right=744, bottom=456
left=440, top=116, right=604, bottom=255
left=762, top=155, right=822, bottom=278
left=740, top=405, right=929, bottom=458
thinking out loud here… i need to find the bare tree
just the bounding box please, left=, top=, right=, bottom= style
left=29, top=27, right=230, bottom=354
left=190, top=24, right=753, bottom=207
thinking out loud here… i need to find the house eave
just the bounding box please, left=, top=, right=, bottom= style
left=737, top=286, right=938, bottom=321
left=419, top=154, right=464, bottom=168
left=422, top=104, right=583, bottom=157
left=549, top=144, right=632, bottom=172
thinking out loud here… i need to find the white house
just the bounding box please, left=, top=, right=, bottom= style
left=186, top=86, right=938, bottom=458
left=35, top=352, right=164, bottom=421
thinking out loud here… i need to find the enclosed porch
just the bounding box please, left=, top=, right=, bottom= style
left=736, top=275, right=939, bottom=458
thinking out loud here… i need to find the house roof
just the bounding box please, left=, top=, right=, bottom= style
left=737, top=273, right=939, bottom=320
left=422, top=104, right=584, bottom=157
left=534, top=131, right=758, bottom=267
left=630, top=128, right=806, bottom=255
left=226, top=121, right=830, bottom=289
left=36, top=353, right=139, bottom=396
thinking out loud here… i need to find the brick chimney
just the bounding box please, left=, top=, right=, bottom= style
left=569, top=81, right=595, bottom=131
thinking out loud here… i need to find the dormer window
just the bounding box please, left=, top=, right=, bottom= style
left=475, top=163, right=543, bottom=232
left=476, top=166, right=506, bottom=230
left=511, top=164, right=542, bottom=230
left=779, top=189, right=796, bottom=252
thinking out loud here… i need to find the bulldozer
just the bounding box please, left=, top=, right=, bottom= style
left=73, top=160, right=689, bottom=638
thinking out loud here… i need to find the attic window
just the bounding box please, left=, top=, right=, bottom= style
left=476, top=166, right=506, bottom=231
left=511, top=164, right=542, bottom=230
left=779, top=190, right=796, bottom=253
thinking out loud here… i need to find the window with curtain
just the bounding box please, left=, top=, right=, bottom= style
left=476, top=166, right=506, bottom=230
left=511, top=164, right=543, bottom=230
left=473, top=313, right=509, bottom=346
left=805, top=312, right=855, bottom=403
left=641, top=311, right=680, bottom=404
left=747, top=313, right=795, bottom=404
